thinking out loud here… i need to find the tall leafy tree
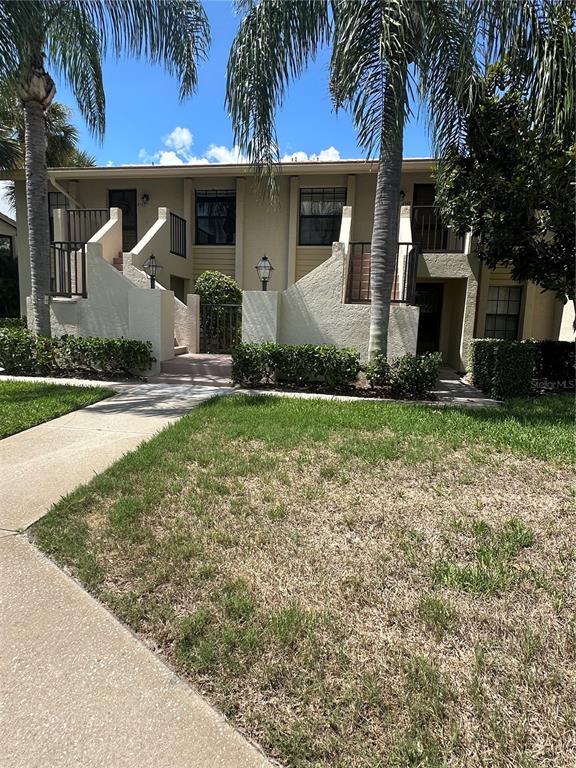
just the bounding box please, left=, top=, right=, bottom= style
left=0, top=0, right=210, bottom=335
left=436, top=69, right=575, bottom=303
left=227, top=0, right=573, bottom=358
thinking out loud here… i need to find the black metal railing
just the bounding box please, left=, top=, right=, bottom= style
left=199, top=304, right=242, bottom=353
left=67, top=208, right=109, bottom=244
left=411, top=205, right=464, bottom=252
left=170, top=212, right=187, bottom=258
left=50, top=241, right=87, bottom=297
left=345, top=241, right=419, bottom=305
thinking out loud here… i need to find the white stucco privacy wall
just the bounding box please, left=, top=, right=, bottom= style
left=32, top=211, right=175, bottom=372
left=123, top=212, right=199, bottom=353
left=242, top=241, right=419, bottom=360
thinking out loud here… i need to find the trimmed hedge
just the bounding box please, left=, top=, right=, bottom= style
left=534, top=340, right=574, bottom=387
left=365, top=352, right=443, bottom=398
left=232, top=343, right=361, bottom=389
left=195, top=271, right=242, bottom=305
left=0, top=329, right=154, bottom=377
left=0, top=317, right=26, bottom=329
left=468, top=339, right=536, bottom=399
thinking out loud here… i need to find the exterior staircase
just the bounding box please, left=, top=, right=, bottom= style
left=112, top=254, right=124, bottom=272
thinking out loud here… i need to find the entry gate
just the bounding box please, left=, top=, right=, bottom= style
left=199, top=304, right=242, bottom=353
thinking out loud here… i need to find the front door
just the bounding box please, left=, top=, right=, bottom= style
left=108, top=189, right=137, bottom=251
left=415, top=283, right=444, bottom=354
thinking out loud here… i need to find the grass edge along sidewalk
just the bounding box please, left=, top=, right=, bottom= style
left=32, top=394, right=574, bottom=767
left=0, top=380, right=113, bottom=439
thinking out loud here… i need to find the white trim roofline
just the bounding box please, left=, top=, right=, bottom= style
left=1, top=157, right=436, bottom=182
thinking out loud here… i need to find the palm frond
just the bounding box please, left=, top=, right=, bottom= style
left=226, top=0, right=330, bottom=190
left=416, top=0, right=480, bottom=157
left=330, top=0, right=419, bottom=157
left=70, top=0, right=210, bottom=100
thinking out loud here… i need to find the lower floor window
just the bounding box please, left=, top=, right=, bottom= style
left=484, top=285, right=522, bottom=340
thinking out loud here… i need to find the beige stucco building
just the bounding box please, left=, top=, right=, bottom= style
left=6, top=158, right=573, bottom=370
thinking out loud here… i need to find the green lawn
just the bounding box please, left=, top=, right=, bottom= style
left=32, top=394, right=574, bottom=767
left=0, top=380, right=113, bottom=439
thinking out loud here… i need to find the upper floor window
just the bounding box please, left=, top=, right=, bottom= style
left=196, top=190, right=235, bottom=245
left=299, top=187, right=346, bottom=246
left=48, top=191, right=69, bottom=241
left=484, top=285, right=522, bottom=340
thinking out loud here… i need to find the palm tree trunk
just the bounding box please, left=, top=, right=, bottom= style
left=24, top=99, right=52, bottom=336
left=368, top=84, right=405, bottom=360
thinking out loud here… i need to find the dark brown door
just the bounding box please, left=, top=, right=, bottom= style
left=108, top=189, right=137, bottom=251
left=415, top=283, right=444, bottom=354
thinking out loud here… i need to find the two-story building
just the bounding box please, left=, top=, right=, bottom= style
left=7, top=158, right=573, bottom=370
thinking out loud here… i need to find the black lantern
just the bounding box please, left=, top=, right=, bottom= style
left=142, top=254, right=163, bottom=289
left=255, top=255, right=273, bottom=291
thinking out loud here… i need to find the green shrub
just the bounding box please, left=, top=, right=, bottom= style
left=366, top=352, right=442, bottom=398
left=195, top=271, right=242, bottom=305
left=231, top=343, right=273, bottom=387
left=0, top=329, right=154, bottom=377
left=364, top=353, right=391, bottom=388
left=388, top=352, right=443, bottom=398
left=0, top=317, right=26, bottom=329
left=468, top=339, right=535, bottom=399
left=534, top=340, right=574, bottom=387
left=231, top=343, right=361, bottom=389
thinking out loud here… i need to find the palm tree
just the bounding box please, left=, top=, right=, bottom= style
left=1, top=96, right=96, bottom=171
left=0, top=0, right=210, bottom=335
left=226, top=0, right=570, bottom=358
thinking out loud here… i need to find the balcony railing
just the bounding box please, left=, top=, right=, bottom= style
left=50, top=241, right=87, bottom=298
left=345, top=241, right=419, bottom=304
left=170, top=212, right=187, bottom=258
left=67, top=208, right=109, bottom=244
left=411, top=205, right=464, bottom=252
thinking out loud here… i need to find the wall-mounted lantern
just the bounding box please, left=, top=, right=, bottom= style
left=142, top=254, right=162, bottom=289
left=255, top=255, right=274, bottom=291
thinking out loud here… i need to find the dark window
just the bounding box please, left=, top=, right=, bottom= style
left=299, top=187, right=346, bottom=246
left=0, top=234, right=13, bottom=259
left=196, top=190, right=236, bottom=245
left=484, top=285, right=522, bottom=340
left=109, top=189, right=138, bottom=251
left=48, top=191, right=69, bottom=241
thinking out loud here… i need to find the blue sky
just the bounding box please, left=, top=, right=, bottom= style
left=0, top=1, right=432, bottom=216
left=54, top=1, right=432, bottom=167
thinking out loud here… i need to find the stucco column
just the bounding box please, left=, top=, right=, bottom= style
left=183, top=179, right=194, bottom=272
left=235, top=177, right=245, bottom=288
left=287, top=176, right=299, bottom=288
left=346, top=175, right=356, bottom=240
left=186, top=293, right=200, bottom=353
left=242, top=291, right=281, bottom=343
left=460, top=255, right=480, bottom=370
left=520, top=282, right=537, bottom=339
left=474, top=261, right=489, bottom=337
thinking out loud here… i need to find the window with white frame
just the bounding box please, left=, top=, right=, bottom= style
left=484, top=285, right=522, bottom=340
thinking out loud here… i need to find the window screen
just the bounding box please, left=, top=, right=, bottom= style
left=299, top=187, right=346, bottom=246
left=484, top=285, right=522, bottom=340
left=196, top=190, right=236, bottom=245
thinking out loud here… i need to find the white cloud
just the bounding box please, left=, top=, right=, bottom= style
left=138, top=130, right=346, bottom=167
left=0, top=181, right=15, bottom=218
left=163, top=126, right=194, bottom=156
left=204, top=144, right=247, bottom=164
left=280, top=146, right=342, bottom=163
left=138, top=127, right=245, bottom=166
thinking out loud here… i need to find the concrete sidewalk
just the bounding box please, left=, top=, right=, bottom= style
left=0, top=383, right=271, bottom=768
